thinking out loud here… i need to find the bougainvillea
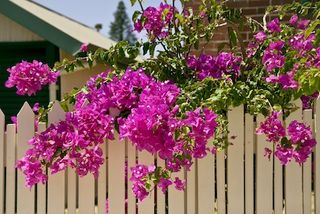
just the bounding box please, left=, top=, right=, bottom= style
left=187, top=52, right=242, bottom=80
left=5, top=60, right=60, bottom=96
left=4, top=0, right=320, bottom=203
left=257, top=111, right=316, bottom=165
left=134, top=3, right=176, bottom=39
left=16, top=67, right=218, bottom=196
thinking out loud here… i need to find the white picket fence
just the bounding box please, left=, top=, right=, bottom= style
left=0, top=100, right=319, bottom=214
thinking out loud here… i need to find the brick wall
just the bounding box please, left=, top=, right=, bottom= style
left=188, top=0, right=297, bottom=54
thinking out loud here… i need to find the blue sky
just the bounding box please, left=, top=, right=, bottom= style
left=33, top=0, right=166, bottom=40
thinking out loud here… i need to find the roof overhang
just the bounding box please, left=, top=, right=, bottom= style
left=0, top=0, right=116, bottom=55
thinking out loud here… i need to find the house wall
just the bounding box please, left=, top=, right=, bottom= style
left=0, top=13, right=43, bottom=41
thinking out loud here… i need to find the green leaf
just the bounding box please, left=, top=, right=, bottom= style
left=228, top=28, right=237, bottom=48
left=132, top=11, right=141, bottom=22
left=130, top=0, right=137, bottom=6
left=149, top=43, right=156, bottom=57
left=305, top=20, right=320, bottom=37
left=143, top=42, right=150, bottom=55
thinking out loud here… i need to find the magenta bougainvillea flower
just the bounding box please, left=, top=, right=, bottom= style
left=257, top=111, right=317, bottom=165
left=267, top=18, right=281, bottom=33
left=80, top=43, right=89, bottom=52
left=187, top=52, right=242, bottom=80
left=5, top=60, right=59, bottom=96
left=134, top=3, right=176, bottom=39
left=256, top=111, right=285, bottom=143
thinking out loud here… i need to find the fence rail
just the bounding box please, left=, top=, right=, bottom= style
left=0, top=100, right=319, bottom=214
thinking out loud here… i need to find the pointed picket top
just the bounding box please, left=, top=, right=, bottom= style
left=0, top=109, right=4, bottom=126
left=0, top=107, right=4, bottom=214
left=17, top=102, right=34, bottom=124
left=16, top=102, right=35, bottom=214
left=47, top=101, right=66, bottom=214
left=48, top=101, right=66, bottom=124
left=0, top=109, right=4, bottom=135
left=0, top=108, right=4, bottom=142
left=16, top=102, right=34, bottom=152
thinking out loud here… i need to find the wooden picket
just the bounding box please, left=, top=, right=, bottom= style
left=156, top=156, right=166, bottom=214
left=0, top=110, right=4, bottom=214
left=37, top=123, right=47, bottom=214
left=5, top=124, right=15, bottom=214
left=138, top=151, right=154, bottom=214
left=303, top=110, right=312, bottom=214
left=315, top=98, right=320, bottom=213
left=186, top=163, right=196, bottom=214
left=98, top=141, right=107, bottom=214
left=227, top=105, right=244, bottom=214
left=256, top=115, right=273, bottom=214
left=108, top=133, right=125, bottom=214
left=216, top=149, right=226, bottom=214
left=168, top=170, right=185, bottom=214
left=245, top=114, right=254, bottom=214
left=285, top=100, right=303, bottom=214
left=48, top=102, right=66, bottom=214
left=1, top=101, right=320, bottom=213
left=67, top=169, right=77, bottom=214
left=127, top=141, right=136, bottom=214
left=16, top=102, right=35, bottom=214
left=198, top=152, right=214, bottom=214
left=79, top=175, right=95, bottom=214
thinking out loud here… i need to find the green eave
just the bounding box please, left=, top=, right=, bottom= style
left=0, top=1, right=90, bottom=55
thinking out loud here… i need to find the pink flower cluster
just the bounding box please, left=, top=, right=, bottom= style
left=5, top=60, right=59, bottom=96
left=187, top=52, right=242, bottom=80
left=257, top=111, right=316, bottom=165
left=262, top=40, right=286, bottom=73
left=248, top=15, right=319, bottom=92
left=134, top=3, right=176, bottom=39
left=17, top=105, right=114, bottom=188
left=130, top=165, right=156, bottom=201
left=301, top=92, right=319, bottom=109
left=17, top=68, right=218, bottom=200
left=289, top=14, right=310, bottom=30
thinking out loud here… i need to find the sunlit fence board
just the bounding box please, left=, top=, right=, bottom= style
left=315, top=98, right=320, bottom=213
left=198, top=151, right=214, bottom=214
left=227, top=105, right=244, bottom=213
left=98, top=141, right=107, bottom=214
left=79, top=175, right=95, bottom=214
left=17, top=102, right=35, bottom=214
left=67, top=169, right=77, bottom=214
left=127, top=141, right=136, bottom=214
left=138, top=150, right=154, bottom=214
left=285, top=101, right=303, bottom=214
left=245, top=114, right=254, bottom=214
left=156, top=156, right=166, bottom=214
left=303, top=110, right=312, bottom=214
left=108, top=134, right=125, bottom=214
left=186, top=163, right=196, bottom=214
left=168, top=170, right=185, bottom=214
left=216, top=150, right=226, bottom=214
left=256, top=115, right=273, bottom=214
left=48, top=102, right=66, bottom=214
left=37, top=123, right=47, bottom=214
left=5, top=124, right=15, bottom=214
left=0, top=110, right=4, bottom=214
left=274, top=115, right=283, bottom=214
